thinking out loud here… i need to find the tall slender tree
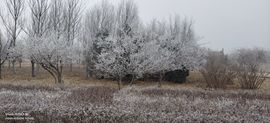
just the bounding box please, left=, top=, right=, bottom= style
left=0, top=30, right=10, bottom=79
left=0, top=0, right=25, bottom=74
left=84, top=0, right=115, bottom=78
left=28, top=0, right=50, bottom=77
left=63, top=0, right=81, bottom=72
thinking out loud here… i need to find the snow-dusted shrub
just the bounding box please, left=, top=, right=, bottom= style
left=233, top=48, right=268, bottom=89
left=201, top=50, right=236, bottom=88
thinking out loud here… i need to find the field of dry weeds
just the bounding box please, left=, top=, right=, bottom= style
left=1, top=64, right=270, bottom=122
left=0, top=83, right=270, bottom=123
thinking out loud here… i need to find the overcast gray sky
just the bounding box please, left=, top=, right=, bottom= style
left=84, top=0, right=270, bottom=53
left=1, top=0, right=269, bottom=52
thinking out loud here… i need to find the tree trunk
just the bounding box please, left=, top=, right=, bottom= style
left=12, top=60, right=16, bottom=74
left=36, top=64, right=40, bottom=75
left=130, top=74, right=135, bottom=85
left=8, top=60, right=10, bottom=69
left=57, top=60, right=63, bottom=84
left=57, top=72, right=63, bottom=84
left=69, top=63, right=72, bottom=72
left=31, top=60, right=36, bottom=77
left=158, top=72, right=164, bottom=87
left=86, top=67, right=90, bottom=79
left=86, top=64, right=92, bottom=79
left=0, top=63, right=2, bottom=79
left=118, top=77, right=122, bottom=90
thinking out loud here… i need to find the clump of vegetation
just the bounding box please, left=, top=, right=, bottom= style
left=233, top=48, right=269, bottom=89
left=201, top=48, right=268, bottom=90
left=200, top=50, right=236, bottom=88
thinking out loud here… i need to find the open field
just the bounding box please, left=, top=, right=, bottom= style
left=0, top=83, right=270, bottom=122
left=1, top=64, right=270, bottom=122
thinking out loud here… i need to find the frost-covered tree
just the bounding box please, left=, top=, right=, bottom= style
left=63, top=0, right=81, bottom=71
left=167, top=17, right=203, bottom=70
left=95, top=0, right=140, bottom=88
left=96, top=32, right=144, bottom=88
left=49, top=0, right=64, bottom=35
left=0, top=31, right=10, bottom=79
left=68, top=40, right=84, bottom=64
left=84, top=0, right=204, bottom=87
left=63, top=0, right=81, bottom=46
left=140, top=20, right=173, bottom=86
left=25, top=0, right=77, bottom=84
left=84, top=1, right=115, bottom=78
left=0, top=0, right=25, bottom=47
left=0, top=0, right=25, bottom=74
left=25, top=32, right=71, bottom=84
left=28, top=0, right=50, bottom=77
left=138, top=17, right=204, bottom=87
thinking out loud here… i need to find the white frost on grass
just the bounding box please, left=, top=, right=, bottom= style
left=0, top=85, right=270, bottom=122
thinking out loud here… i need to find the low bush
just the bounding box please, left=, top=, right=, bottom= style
left=200, top=50, right=236, bottom=88
left=233, top=48, right=269, bottom=89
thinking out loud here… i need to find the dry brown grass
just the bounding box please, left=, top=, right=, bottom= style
left=0, top=62, right=120, bottom=88
left=188, top=70, right=270, bottom=91
left=2, top=61, right=270, bottom=91
left=1, top=84, right=270, bottom=122
left=1, top=63, right=270, bottom=122
left=0, top=62, right=199, bottom=89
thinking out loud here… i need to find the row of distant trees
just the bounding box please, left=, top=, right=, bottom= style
left=0, top=0, right=268, bottom=89
left=0, top=0, right=82, bottom=83
left=0, top=0, right=204, bottom=87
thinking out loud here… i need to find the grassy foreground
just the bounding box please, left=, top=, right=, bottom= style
left=0, top=65, right=270, bottom=122
left=0, top=83, right=270, bottom=123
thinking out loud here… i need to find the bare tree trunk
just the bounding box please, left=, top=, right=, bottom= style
left=86, top=67, right=90, bottom=79
left=8, top=60, right=10, bottom=69
left=36, top=64, right=40, bottom=75
left=31, top=60, right=36, bottom=77
left=58, top=60, right=63, bottom=84
left=52, top=74, right=57, bottom=84
left=118, top=76, right=122, bottom=90
left=69, top=63, right=72, bottom=72
left=86, top=63, right=92, bottom=79
left=12, top=60, right=16, bottom=74
left=19, top=60, right=22, bottom=68
left=130, top=74, right=135, bottom=85
left=57, top=72, right=62, bottom=84
left=0, top=63, right=2, bottom=79
left=158, top=71, right=164, bottom=87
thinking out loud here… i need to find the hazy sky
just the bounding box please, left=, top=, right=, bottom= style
left=84, top=0, right=270, bottom=52
left=1, top=0, right=269, bottom=52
